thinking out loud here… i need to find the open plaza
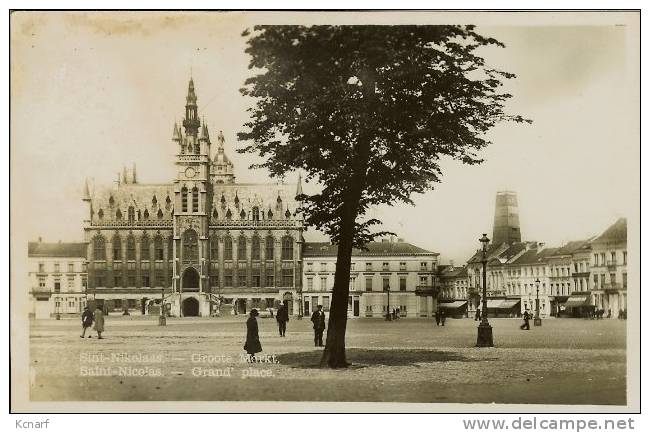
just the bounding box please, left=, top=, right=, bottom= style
left=28, top=315, right=626, bottom=405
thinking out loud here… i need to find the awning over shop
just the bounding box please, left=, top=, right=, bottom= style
left=486, top=299, right=505, bottom=309
left=563, top=295, right=591, bottom=308
left=486, top=299, right=521, bottom=309
left=438, top=301, right=468, bottom=309
left=499, top=300, right=521, bottom=309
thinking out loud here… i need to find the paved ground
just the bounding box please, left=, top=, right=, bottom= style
left=29, top=316, right=627, bottom=405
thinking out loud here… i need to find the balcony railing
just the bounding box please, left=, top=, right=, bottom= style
left=606, top=260, right=617, bottom=270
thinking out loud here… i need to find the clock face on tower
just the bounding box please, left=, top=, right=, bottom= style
left=185, top=167, right=196, bottom=178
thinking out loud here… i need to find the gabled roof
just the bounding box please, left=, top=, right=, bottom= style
left=303, top=241, right=438, bottom=257
left=28, top=242, right=87, bottom=258
left=592, top=218, right=627, bottom=245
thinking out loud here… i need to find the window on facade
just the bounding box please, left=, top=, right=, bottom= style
left=154, top=236, right=164, bottom=260
left=623, top=251, right=627, bottom=265
left=349, top=277, right=356, bottom=290
left=181, top=187, right=188, bottom=212
left=224, top=237, right=233, bottom=260
left=251, top=263, right=261, bottom=287
left=420, top=262, right=427, bottom=270
left=142, top=275, right=150, bottom=288
left=382, top=262, right=389, bottom=271
left=399, top=262, right=406, bottom=271
left=265, top=236, right=274, bottom=260
left=38, top=263, right=45, bottom=273
left=610, top=273, right=616, bottom=285
left=237, top=262, right=247, bottom=287
left=68, top=263, right=74, bottom=273
left=38, top=277, right=46, bottom=287
left=266, top=262, right=275, bottom=287
left=128, top=206, right=135, bottom=223
left=399, top=277, right=407, bottom=291
left=382, top=277, right=390, bottom=290
left=611, top=252, right=616, bottom=263
left=126, top=236, right=136, bottom=260
left=54, top=263, right=60, bottom=273
left=594, top=254, right=598, bottom=266
left=281, top=236, right=293, bottom=260
left=252, top=207, right=260, bottom=222
left=67, top=276, right=75, bottom=290
left=365, top=277, right=373, bottom=292
left=238, top=236, right=247, bottom=260
left=365, top=262, right=372, bottom=272
left=210, top=237, right=218, bottom=260
left=188, top=187, right=198, bottom=213
left=282, top=262, right=294, bottom=287
left=307, top=277, right=313, bottom=290
left=114, top=275, right=123, bottom=288
left=140, top=236, right=150, bottom=260
left=182, top=230, right=198, bottom=262
left=320, top=276, right=327, bottom=290
left=420, top=276, right=427, bottom=286
left=224, top=262, right=233, bottom=287
left=113, top=237, right=122, bottom=260
left=251, top=237, right=260, bottom=260
left=623, top=273, right=627, bottom=288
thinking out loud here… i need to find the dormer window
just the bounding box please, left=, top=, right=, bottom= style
left=108, top=195, right=115, bottom=207
left=152, top=195, right=158, bottom=207
left=128, top=206, right=135, bottom=224
left=212, top=208, right=218, bottom=219
left=143, top=209, right=149, bottom=220
left=252, top=206, right=260, bottom=222
left=240, top=209, right=246, bottom=219
left=157, top=209, right=163, bottom=219
left=285, top=208, right=291, bottom=219
left=116, top=209, right=122, bottom=220
left=226, top=209, right=232, bottom=220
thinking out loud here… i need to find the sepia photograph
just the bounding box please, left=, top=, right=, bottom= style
left=8, top=9, right=640, bottom=414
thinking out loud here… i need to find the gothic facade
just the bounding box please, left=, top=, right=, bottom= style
left=83, top=78, right=304, bottom=317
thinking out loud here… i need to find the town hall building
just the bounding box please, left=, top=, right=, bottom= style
left=83, top=78, right=304, bottom=317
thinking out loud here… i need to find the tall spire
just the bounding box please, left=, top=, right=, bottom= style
left=122, top=166, right=128, bottom=185
left=132, top=162, right=137, bottom=184
left=295, top=172, right=303, bottom=198
left=83, top=178, right=91, bottom=201
left=182, top=77, right=200, bottom=136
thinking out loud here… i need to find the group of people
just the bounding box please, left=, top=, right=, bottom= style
left=244, top=304, right=328, bottom=359
left=80, top=305, right=105, bottom=339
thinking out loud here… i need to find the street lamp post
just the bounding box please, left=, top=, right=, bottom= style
left=385, top=284, right=392, bottom=321
left=476, top=233, right=494, bottom=347
left=159, top=285, right=166, bottom=326
left=534, top=278, right=542, bottom=326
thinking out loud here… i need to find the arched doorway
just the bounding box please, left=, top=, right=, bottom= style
left=182, top=267, right=200, bottom=290
left=182, top=297, right=199, bottom=317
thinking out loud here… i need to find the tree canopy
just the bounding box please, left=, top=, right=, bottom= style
left=238, top=25, right=529, bottom=248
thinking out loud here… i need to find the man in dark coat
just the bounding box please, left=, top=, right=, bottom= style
left=434, top=310, right=440, bottom=326
left=80, top=306, right=94, bottom=338
left=244, top=309, right=262, bottom=360
left=440, top=309, right=446, bottom=326
left=276, top=303, right=289, bottom=337
left=310, top=305, right=326, bottom=347
left=520, top=310, right=531, bottom=330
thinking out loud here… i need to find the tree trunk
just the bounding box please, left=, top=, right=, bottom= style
left=320, top=69, right=377, bottom=368
left=319, top=204, right=358, bottom=368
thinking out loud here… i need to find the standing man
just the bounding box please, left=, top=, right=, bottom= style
left=93, top=305, right=105, bottom=339
left=80, top=305, right=94, bottom=338
left=520, top=310, right=531, bottom=330
left=440, top=309, right=446, bottom=326
left=276, top=303, right=289, bottom=337
left=310, top=305, right=326, bottom=347
left=434, top=309, right=440, bottom=326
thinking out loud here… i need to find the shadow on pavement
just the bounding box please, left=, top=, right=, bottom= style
left=278, top=348, right=483, bottom=368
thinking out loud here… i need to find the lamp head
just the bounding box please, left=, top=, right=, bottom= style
left=479, top=233, right=490, bottom=252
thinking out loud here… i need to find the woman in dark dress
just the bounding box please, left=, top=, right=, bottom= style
left=244, top=309, right=262, bottom=361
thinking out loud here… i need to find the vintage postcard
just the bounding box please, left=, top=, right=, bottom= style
left=9, top=10, right=640, bottom=413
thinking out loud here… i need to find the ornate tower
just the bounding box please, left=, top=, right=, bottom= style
left=492, top=191, right=522, bottom=246
left=172, top=78, right=213, bottom=316
left=210, top=130, right=235, bottom=184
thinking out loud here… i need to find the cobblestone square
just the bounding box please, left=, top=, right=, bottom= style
left=29, top=316, right=627, bottom=405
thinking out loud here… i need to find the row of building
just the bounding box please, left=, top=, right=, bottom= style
left=26, top=79, right=629, bottom=320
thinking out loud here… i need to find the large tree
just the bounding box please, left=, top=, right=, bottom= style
left=238, top=25, right=529, bottom=368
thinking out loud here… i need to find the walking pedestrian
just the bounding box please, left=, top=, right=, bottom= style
left=520, top=310, right=531, bottom=330
left=244, top=309, right=262, bottom=361
left=80, top=305, right=94, bottom=338
left=440, top=309, right=446, bottom=326
left=276, top=303, right=289, bottom=337
left=434, top=310, right=440, bottom=326
left=93, top=305, right=105, bottom=339
left=310, top=305, right=326, bottom=347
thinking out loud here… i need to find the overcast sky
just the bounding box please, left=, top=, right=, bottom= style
left=11, top=11, right=639, bottom=263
